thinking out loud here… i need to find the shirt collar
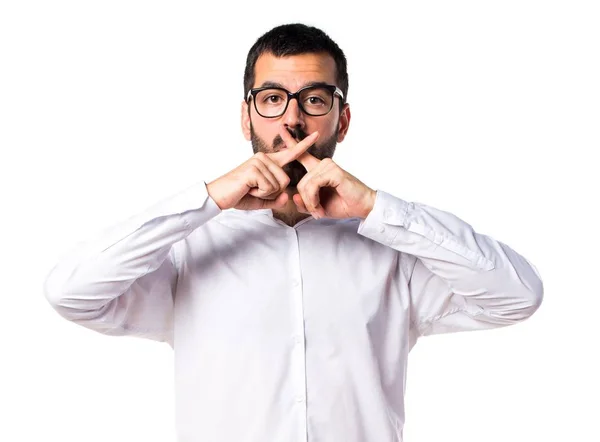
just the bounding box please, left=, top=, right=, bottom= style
left=227, top=208, right=273, bottom=217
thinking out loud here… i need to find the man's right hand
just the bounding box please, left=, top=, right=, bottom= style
left=206, top=131, right=320, bottom=211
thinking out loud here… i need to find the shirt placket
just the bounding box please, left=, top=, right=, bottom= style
left=289, top=228, right=308, bottom=442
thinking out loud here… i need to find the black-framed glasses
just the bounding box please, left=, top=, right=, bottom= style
left=246, top=84, right=344, bottom=118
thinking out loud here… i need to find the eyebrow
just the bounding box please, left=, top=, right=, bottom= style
left=257, top=81, right=330, bottom=89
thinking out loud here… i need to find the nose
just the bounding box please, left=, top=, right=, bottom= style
left=282, top=97, right=305, bottom=131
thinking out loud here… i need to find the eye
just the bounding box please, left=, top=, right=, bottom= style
left=307, top=96, right=326, bottom=105
left=264, top=95, right=282, bottom=103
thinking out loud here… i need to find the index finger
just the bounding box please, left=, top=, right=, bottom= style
left=269, top=130, right=319, bottom=167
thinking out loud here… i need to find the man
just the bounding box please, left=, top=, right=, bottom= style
left=44, top=23, right=543, bottom=442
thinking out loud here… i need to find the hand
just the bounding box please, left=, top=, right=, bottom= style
left=206, top=131, right=320, bottom=211
left=279, top=128, right=376, bottom=220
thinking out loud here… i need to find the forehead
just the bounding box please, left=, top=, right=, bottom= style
left=253, top=52, right=337, bottom=89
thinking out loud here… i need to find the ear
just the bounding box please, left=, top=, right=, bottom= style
left=241, top=100, right=252, bottom=141
left=336, top=103, right=351, bottom=143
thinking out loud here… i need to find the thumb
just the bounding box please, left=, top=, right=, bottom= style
left=261, top=192, right=289, bottom=209
left=293, top=193, right=309, bottom=213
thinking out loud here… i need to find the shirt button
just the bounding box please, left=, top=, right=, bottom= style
left=296, top=395, right=305, bottom=403
left=293, top=335, right=303, bottom=344
left=379, top=226, right=386, bottom=233
left=292, top=279, right=300, bottom=287
left=384, top=208, right=394, bottom=219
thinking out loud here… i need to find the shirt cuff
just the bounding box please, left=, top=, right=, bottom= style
left=175, top=181, right=222, bottom=230
left=357, top=190, right=410, bottom=246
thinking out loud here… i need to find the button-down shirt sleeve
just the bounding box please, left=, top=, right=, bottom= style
left=43, top=181, right=222, bottom=344
left=358, top=189, right=543, bottom=337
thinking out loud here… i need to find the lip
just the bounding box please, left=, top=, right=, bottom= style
left=277, top=138, right=301, bottom=150
left=284, top=139, right=302, bottom=148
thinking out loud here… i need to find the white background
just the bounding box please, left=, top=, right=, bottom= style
left=1, top=1, right=598, bottom=441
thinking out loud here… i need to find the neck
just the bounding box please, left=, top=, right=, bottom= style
left=272, top=188, right=312, bottom=226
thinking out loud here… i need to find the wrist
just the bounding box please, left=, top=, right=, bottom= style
left=361, top=189, right=376, bottom=219
left=206, top=180, right=225, bottom=210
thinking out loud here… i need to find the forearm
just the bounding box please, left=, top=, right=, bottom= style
left=44, top=181, right=222, bottom=326
left=358, top=190, right=543, bottom=330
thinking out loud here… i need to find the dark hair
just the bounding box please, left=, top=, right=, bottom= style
left=243, top=23, right=348, bottom=104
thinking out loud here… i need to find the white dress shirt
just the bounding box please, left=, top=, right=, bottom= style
left=44, top=180, right=543, bottom=442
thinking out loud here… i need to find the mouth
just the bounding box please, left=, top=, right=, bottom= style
left=278, top=141, right=297, bottom=150
left=286, top=137, right=304, bottom=147
left=274, top=134, right=303, bottom=151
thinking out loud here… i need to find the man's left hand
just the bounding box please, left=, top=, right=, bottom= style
left=280, top=128, right=376, bottom=220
